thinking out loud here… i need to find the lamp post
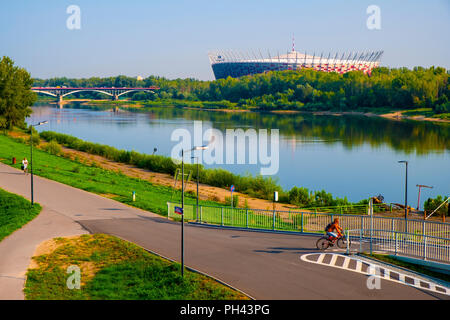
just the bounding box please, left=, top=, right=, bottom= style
left=180, top=145, right=208, bottom=277
left=191, top=155, right=201, bottom=222
left=416, top=184, right=433, bottom=212
left=30, top=121, right=48, bottom=206
left=398, top=160, right=408, bottom=233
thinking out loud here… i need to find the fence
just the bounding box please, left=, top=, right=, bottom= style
left=301, top=203, right=393, bottom=215
left=168, top=202, right=450, bottom=262
left=346, top=229, right=450, bottom=263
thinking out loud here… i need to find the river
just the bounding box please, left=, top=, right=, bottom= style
left=27, top=103, right=450, bottom=208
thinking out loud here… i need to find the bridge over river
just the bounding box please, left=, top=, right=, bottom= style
left=32, top=86, right=159, bottom=102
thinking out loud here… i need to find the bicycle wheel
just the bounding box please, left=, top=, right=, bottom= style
left=316, top=237, right=330, bottom=250
left=337, top=236, right=351, bottom=249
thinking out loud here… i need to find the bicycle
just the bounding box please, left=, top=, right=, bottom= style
left=316, top=233, right=351, bottom=250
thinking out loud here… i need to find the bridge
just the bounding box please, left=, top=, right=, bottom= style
left=31, top=86, right=160, bottom=102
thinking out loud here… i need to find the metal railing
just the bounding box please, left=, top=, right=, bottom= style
left=167, top=202, right=450, bottom=236
left=167, top=202, right=450, bottom=262
left=346, top=229, right=450, bottom=263
left=300, top=203, right=393, bottom=215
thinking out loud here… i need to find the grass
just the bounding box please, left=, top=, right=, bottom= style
left=0, top=133, right=219, bottom=216
left=39, top=130, right=285, bottom=202
left=0, top=187, right=42, bottom=242
left=24, top=234, right=249, bottom=300
left=361, top=253, right=450, bottom=283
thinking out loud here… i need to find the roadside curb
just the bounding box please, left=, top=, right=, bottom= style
left=356, top=253, right=450, bottom=289
left=301, top=252, right=450, bottom=296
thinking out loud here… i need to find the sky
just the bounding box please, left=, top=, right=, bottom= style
left=1, top=0, right=449, bottom=80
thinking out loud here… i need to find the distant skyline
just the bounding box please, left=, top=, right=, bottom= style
left=1, top=0, right=449, bottom=80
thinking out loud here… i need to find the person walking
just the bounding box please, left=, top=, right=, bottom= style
left=22, top=158, right=28, bottom=174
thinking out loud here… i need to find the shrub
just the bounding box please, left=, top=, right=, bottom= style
left=424, top=195, right=449, bottom=217
left=224, top=195, right=239, bottom=207
left=45, top=140, right=62, bottom=155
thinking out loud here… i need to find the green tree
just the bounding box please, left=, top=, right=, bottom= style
left=0, top=56, right=36, bottom=129
left=424, top=195, right=448, bottom=217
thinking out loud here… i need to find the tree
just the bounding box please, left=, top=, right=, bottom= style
left=0, top=56, right=36, bottom=129
left=424, top=195, right=448, bottom=217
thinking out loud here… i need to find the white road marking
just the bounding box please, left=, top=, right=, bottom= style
left=329, top=254, right=338, bottom=266
left=300, top=253, right=450, bottom=296
left=316, top=253, right=325, bottom=264
left=342, top=258, right=351, bottom=269
left=355, top=261, right=362, bottom=272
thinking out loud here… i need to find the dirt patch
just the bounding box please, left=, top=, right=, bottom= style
left=28, top=236, right=80, bottom=269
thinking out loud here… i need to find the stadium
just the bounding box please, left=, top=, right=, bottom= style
left=208, top=48, right=384, bottom=80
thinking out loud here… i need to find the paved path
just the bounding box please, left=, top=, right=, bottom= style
left=0, top=162, right=448, bottom=300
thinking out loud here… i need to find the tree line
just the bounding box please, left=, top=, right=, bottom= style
left=33, top=66, right=449, bottom=114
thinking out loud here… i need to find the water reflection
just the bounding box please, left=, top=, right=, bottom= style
left=27, top=103, right=449, bottom=204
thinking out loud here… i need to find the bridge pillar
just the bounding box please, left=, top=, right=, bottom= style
left=112, top=94, right=119, bottom=101
left=57, top=95, right=63, bottom=103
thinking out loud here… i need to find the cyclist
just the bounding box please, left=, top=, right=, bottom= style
left=325, top=218, right=343, bottom=245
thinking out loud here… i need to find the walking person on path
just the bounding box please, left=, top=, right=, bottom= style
left=22, top=158, right=28, bottom=174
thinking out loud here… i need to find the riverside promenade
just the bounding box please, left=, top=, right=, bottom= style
left=0, top=162, right=447, bottom=300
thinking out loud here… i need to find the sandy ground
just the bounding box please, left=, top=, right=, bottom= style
left=380, top=111, right=449, bottom=123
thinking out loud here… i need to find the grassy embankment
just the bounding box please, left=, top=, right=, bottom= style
left=38, top=130, right=360, bottom=211
left=25, top=234, right=249, bottom=300
left=362, top=253, right=450, bottom=283
left=1, top=132, right=350, bottom=232
left=0, top=187, right=42, bottom=242
left=0, top=133, right=219, bottom=216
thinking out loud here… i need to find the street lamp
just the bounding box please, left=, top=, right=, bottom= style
left=30, top=121, right=48, bottom=206
left=191, top=155, right=201, bottom=223
left=416, top=184, right=433, bottom=212
left=180, top=145, right=208, bottom=277
left=398, top=160, right=408, bottom=233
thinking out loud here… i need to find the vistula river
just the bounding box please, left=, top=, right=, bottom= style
left=27, top=103, right=450, bottom=208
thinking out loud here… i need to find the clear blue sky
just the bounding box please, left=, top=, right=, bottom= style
left=1, top=0, right=449, bottom=80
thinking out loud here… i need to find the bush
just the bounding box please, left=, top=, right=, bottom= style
left=289, top=187, right=312, bottom=207
left=31, top=134, right=40, bottom=146
left=224, top=195, right=239, bottom=207
left=45, top=140, right=62, bottom=155
left=424, top=195, right=449, bottom=217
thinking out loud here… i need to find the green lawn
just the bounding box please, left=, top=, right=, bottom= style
left=0, top=133, right=219, bottom=216
left=0, top=187, right=41, bottom=242
left=25, top=234, right=249, bottom=300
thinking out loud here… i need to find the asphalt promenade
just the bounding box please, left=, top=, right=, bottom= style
left=0, top=162, right=447, bottom=300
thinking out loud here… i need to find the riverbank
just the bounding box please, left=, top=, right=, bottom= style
left=2, top=130, right=297, bottom=212
left=3, top=129, right=447, bottom=221
left=46, top=98, right=450, bottom=124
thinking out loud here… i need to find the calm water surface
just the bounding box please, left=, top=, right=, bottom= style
left=27, top=104, right=450, bottom=207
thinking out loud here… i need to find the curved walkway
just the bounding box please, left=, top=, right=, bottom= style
left=0, top=162, right=447, bottom=300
